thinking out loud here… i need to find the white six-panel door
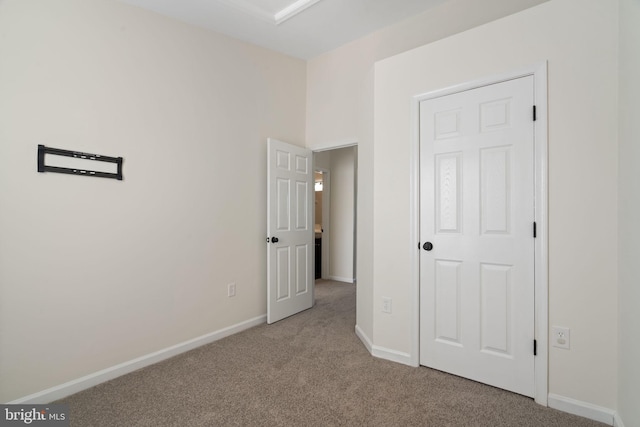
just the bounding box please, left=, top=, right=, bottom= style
left=267, top=138, right=314, bottom=324
left=419, top=76, right=535, bottom=396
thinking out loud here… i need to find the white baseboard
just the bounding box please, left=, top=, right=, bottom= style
left=9, top=315, right=267, bottom=404
left=354, top=324, right=413, bottom=366
left=326, top=276, right=354, bottom=283
left=355, top=324, right=373, bottom=353
left=613, top=412, right=626, bottom=427
left=548, top=393, right=615, bottom=425
left=371, top=345, right=413, bottom=366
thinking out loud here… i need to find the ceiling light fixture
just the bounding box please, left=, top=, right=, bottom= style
left=215, top=0, right=323, bottom=25
left=274, top=0, right=322, bottom=25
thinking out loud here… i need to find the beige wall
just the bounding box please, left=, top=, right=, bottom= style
left=305, top=0, right=549, bottom=149
left=0, top=0, right=306, bottom=402
left=618, top=0, right=640, bottom=425
left=315, top=172, right=323, bottom=227
left=328, top=147, right=356, bottom=282
left=1, top=0, right=633, bottom=416
left=373, top=0, right=618, bottom=410
left=315, top=188, right=323, bottom=227
left=306, top=0, right=549, bottom=348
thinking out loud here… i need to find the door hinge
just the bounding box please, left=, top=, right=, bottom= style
left=533, top=105, right=537, bottom=121
left=533, top=222, right=537, bottom=238
left=533, top=339, right=537, bottom=356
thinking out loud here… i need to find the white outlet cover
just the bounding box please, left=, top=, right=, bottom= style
left=552, top=326, right=570, bottom=349
left=382, top=297, right=392, bottom=314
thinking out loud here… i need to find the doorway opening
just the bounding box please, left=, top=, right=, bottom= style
left=313, top=145, right=357, bottom=284
left=314, top=170, right=328, bottom=279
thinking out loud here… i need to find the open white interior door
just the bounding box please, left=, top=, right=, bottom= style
left=267, top=138, right=314, bottom=324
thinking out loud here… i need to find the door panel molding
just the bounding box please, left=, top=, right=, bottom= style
left=409, top=62, right=548, bottom=405
left=267, top=138, right=314, bottom=324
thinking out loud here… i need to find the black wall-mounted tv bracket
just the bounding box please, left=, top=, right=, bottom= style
left=37, top=144, right=123, bottom=180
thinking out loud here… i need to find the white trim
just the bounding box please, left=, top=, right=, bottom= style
left=310, top=138, right=358, bottom=152
left=9, top=315, right=267, bottom=404
left=352, top=145, right=358, bottom=282
left=548, top=394, right=615, bottom=425
left=412, top=63, right=547, bottom=101
left=355, top=324, right=373, bottom=353
left=614, top=412, right=626, bottom=427
left=409, top=62, right=549, bottom=403
left=409, top=85, right=421, bottom=368
left=371, top=345, right=414, bottom=366
left=532, top=61, right=549, bottom=406
left=327, top=275, right=354, bottom=283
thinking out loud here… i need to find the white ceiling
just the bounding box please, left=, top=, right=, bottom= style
left=116, top=0, right=447, bottom=59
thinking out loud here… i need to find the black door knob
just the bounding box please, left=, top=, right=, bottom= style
left=423, top=242, right=433, bottom=251
left=271, top=237, right=279, bottom=243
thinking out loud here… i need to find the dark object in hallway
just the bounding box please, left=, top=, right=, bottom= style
left=315, top=237, right=321, bottom=279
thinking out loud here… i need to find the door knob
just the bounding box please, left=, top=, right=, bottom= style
left=271, top=237, right=279, bottom=243
left=422, top=242, right=433, bottom=251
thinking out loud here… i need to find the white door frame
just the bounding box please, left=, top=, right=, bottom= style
left=409, top=62, right=548, bottom=405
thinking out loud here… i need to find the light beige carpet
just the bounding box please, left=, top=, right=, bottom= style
left=58, top=280, right=604, bottom=426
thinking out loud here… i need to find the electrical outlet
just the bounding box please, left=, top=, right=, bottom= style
left=227, top=283, right=236, bottom=298
left=552, top=326, right=570, bottom=349
left=382, top=297, right=392, bottom=314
